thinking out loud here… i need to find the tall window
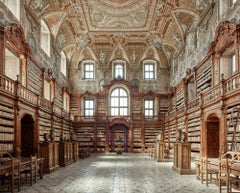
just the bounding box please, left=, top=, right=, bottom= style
left=61, top=51, right=67, bottom=76
left=44, top=80, right=51, bottom=100
left=84, top=99, right=94, bottom=116
left=113, top=62, right=124, bottom=79
left=5, top=48, right=19, bottom=80
left=231, top=54, right=236, bottom=75
left=110, top=88, right=128, bottom=116
left=220, top=54, right=236, bottom=79
left=144, top=62, right=156, bottom=79
left=40, top=20, right=50, bottom=56
left=1, top=0, right=20, bottom=20
left=144, top=99, right=154, bottom=118
left=63, top=92, right=69, bottom=111
left=84, top=63, right=94, bottom=79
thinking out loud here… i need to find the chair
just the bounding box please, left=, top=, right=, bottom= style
left=10, top=158, right=21, bottom=193
left=200, top=156, right=218, bottom=186
left=228, top=162, right=240, bottom=193
left=219, top=157, right=230, bottom=193
left=21, top=155, right=37, bottom=186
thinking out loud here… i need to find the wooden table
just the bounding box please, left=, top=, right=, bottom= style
left=0, top=157, right=44, bottom=179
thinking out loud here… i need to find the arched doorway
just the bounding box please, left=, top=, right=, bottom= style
left=21, top=114, right=35, bottom=157
left=110, top=124, right=128, bottom=152
left=206, top=115, right=220, bottom=158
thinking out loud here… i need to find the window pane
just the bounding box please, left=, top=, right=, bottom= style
left=120, top=98, right=127, bottom=106
left=84, top=64, right=94, bottom=79
left=111, top=98, right=119, bottom=106
left=110, top=88, right=128, bottom=116
left=115, top=64, right=124, bottom=78
left=144, top=63, right=155, bottom=79
left=144, top=99, right=154, bottom=117
left=85, top=99, right=94, bottom=116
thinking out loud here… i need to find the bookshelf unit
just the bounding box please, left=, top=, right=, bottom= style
left=196, top=62, right=212, bottom=95
left=0, top=100, right=14, bottom=151
left=133, top=128, right=142, bottom=152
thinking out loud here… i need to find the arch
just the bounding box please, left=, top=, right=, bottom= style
left=205, top=113, right=220, bottom=158
left=60, top=51, right=67, bottom=76
left=110, top=123, right=129, bottom=152
left=21, top=114, right=35, bottom=157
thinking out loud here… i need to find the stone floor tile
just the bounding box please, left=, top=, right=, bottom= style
left=18, top=153, right=219, bottom=193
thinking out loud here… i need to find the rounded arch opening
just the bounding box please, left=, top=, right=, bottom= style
left=21, top=114, right=35, bottom=157
left=206, top=114, right=220, bottom=158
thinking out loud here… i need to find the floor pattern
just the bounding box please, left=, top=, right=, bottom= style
left=19, top=153, right=219, bottom=193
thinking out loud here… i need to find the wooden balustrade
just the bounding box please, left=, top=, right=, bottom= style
left=202, top=85, right=222, bottom=106
left=53, top=105, right=62, bottom=116
left=0, top=74, right=15, bottom=94
left=18, top=85, right=38, bottom=105
left=176, top=105, right=185, bottom=117
left=187, top=97, right=200, bottom=111
left=39, top=97, right=52, bottom=111
left=225, top=73, right=240, bottom=94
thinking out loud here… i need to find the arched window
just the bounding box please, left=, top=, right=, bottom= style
left=40, top=20, right=50, bottom=56
left=110, top=88, right=128, bottom=116
left=2, top=0, right=20, bottom=20
left=5, top=48, right=20, bottom=80
left=61, top=51, right=67, bottom=76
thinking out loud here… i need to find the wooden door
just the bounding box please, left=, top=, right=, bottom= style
left=21, top=115, right=34, bottom=157
left=207, top=122, right=219, bottom=158
left=110, top=124, right=128, bottom=152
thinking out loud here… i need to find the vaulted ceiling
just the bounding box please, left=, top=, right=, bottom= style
left=28, top=0, right=210, bottom=67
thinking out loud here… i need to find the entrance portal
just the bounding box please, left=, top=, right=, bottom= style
left=206, top=115, right=219, bottom=158
left=110, top=124, right=128, bottom=152
left=21, top=114, right=35, bottom=157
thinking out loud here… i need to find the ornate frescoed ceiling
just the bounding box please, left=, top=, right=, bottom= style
left=28, top=0, right=210, bottom=67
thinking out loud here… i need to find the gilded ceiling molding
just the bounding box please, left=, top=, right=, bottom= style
left=171, top=9, right=200, bottom=48
left=39, top=10, right=68, bottom=38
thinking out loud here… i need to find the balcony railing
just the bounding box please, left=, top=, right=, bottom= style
left=18, top=85, right=38, bottom=105
left=0, top=74, right=15, bottom=94
left=202, top=84, right=222, bottom=106
left=187, top=96, right=200, bottom=111
left=225, top=73, right=240, bottom=94
left=0, top=73, right=71, bottom=118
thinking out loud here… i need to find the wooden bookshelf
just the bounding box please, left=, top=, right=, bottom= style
left=0, top=100, right=14, bottom=152
left=196, top=62, right=212, bottom=95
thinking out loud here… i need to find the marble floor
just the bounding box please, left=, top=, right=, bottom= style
left=19, top=153, right=219, bottom=193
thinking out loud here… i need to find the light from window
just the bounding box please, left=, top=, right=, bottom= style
left=231, top=0, right=237, bottom=6
left=5, top=48, right=19, bottom=80
left=231, top=54, right=236, bottom=75
left=110, top=88, right=128, bottom=116
left=40, top=20, right=50, bottom=56
left=61, top=51, right=67, bottom=76
left=63, top=92, right=69, bottom=111
left=44, top=80, right=51, bottom=100
left=84, top=63, right=94, bottom=79
left=85, top=99, right=94, bottom=116
left=1, top=0, right=20, bottom=20
left=144, top=99, right=154, bottom=117
left=144, top=63, right=155, bottom=79
left=114, top=63, right=124, bottom=79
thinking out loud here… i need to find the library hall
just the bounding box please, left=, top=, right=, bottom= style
left=0, top=0, right=239, bottom=192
